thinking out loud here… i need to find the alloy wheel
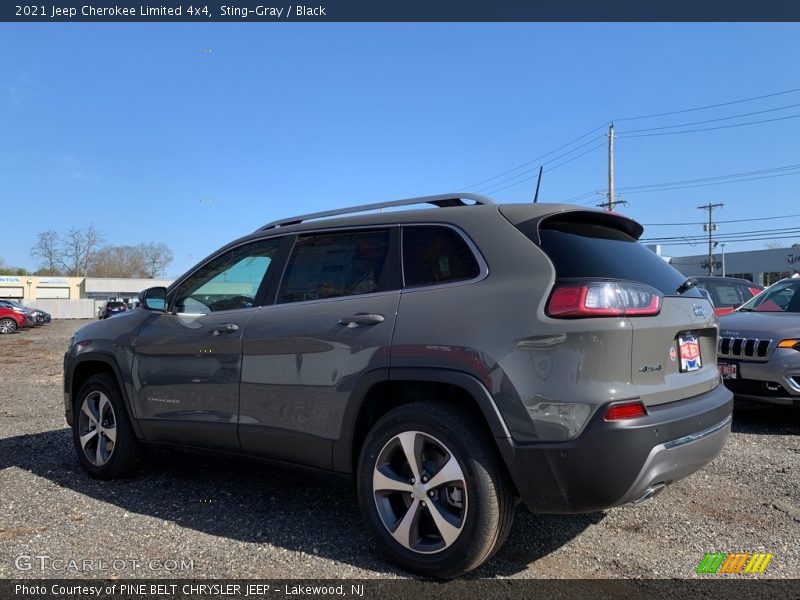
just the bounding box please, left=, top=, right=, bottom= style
left=77, top=391, right=117, bottom=466
left=372, top=430, right=468, bottom=554
left=0, top=318, right=16, bottom=334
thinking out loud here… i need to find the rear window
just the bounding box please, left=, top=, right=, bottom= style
left=697, top=283, right=744, bottom=308
left=107, top=302, right=125, bottom=308
left=532, top=220, right=703, bottom=297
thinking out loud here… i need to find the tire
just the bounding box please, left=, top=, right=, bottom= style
left=72, top=374, right=142, bottom=479
left=0, top=318, right=17, bottom=334
left=357, top=402, right=515, bottom=579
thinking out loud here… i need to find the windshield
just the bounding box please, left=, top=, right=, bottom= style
left=738, top=279, right=800, bottom=313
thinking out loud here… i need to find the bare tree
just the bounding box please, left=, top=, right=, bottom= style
left=765, top=240, right=785, bottom=249
left=89, top=245, right=148, bottom=278
left=138, top=242, right=174, bottom=278
left=30, top=230, right=62, bottom=275
left=59, top=225, right=105, bottom=276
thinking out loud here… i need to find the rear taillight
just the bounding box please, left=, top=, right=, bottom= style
left=605, top=401, right=647, bottom=420
left=546, top=281, right=662, bottom=318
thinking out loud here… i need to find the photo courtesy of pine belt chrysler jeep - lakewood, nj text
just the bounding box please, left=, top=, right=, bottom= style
left=63, top=193, right=733, bottom=578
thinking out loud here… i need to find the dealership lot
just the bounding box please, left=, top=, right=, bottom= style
left=1, top=320, right=798, bottom=579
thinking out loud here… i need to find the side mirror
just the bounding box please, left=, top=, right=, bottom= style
left=139, top=287, right=168, bottom=312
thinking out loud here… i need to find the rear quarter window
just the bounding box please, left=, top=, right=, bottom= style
left=402, top=226, right=480, bottom=287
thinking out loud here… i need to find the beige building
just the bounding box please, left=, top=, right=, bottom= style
left=0, top=275, right=173, bottom=319
left=0, top=275, right=83, bottom=301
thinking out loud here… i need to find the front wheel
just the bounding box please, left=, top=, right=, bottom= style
left=357, top=402, right=515, bottom=579
left=72, top=374, right=142, bottom=479
left=0, top=318, right=18, bottom=334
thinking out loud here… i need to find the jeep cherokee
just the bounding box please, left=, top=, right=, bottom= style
left=64, top=193, right=732, bottom=578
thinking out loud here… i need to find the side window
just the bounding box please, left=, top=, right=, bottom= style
left=277, top=230, right=390, bottom=304
left=402, top=225, right=480, bottom=287
left=172, top=238, right=282, bottom=314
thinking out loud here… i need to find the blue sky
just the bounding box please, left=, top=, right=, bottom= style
left=2, top=23, right=800, bottom=276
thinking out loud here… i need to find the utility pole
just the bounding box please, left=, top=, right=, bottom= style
left=698, top=203, right=724, bottom=275
left=607, top=122, right=616, bottom=211
left=597, top=123, right=618, bottom=211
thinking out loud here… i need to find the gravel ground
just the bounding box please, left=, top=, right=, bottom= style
left=0, top=320, right=798, bottom=580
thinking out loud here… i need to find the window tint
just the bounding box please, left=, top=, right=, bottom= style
left=741, top=280, right=800, bottom=313
left=173, top=238, right=282, bottom=314
left=402, top=226, right=480, bottom=287
left=277, top=230, right=390, bottom=304
left=535, top=222, right=704, bottom=298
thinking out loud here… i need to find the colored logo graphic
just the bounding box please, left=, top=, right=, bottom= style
left=679, top=334, right=702, bottom=371
left=696, top=552, right=773, bottom=574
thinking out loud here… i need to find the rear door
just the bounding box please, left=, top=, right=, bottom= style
left=537, top=217, right=719, bottom=407
left=239, top=228, right=400, bottom=469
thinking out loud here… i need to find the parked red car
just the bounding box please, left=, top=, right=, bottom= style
left=693, top=276, right=764, bottom=315
left=0, top=306, right=29, bottom=334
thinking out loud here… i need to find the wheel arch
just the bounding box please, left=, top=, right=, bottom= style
left=69, top=353, right=144, bottom=439
left=0, top=315, right=20, bottom=331
left=334, top=368, right=512, bottom=475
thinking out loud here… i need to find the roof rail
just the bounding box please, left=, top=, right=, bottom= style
left=258, top=193, right=495, bottom=231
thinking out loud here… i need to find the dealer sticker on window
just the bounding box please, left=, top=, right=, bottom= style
left=678, top=333, right=702, bottom=372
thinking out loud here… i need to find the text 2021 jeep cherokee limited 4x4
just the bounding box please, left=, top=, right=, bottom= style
left=64, top=193, right=732, bottom=578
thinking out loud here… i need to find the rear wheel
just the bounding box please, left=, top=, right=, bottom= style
left=72, top=374, right=142, bottom=479
left=357, top=402, right=514, bottom=579
left=0, top=318, right=17, bottom=334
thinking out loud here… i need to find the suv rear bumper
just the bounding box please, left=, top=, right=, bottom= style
left=498, top=384, right=732, bottom=513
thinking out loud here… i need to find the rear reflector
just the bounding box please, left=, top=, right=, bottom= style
left=605, top=401, right=647, bottom=420
left=547, top=281, right=662, bottom=318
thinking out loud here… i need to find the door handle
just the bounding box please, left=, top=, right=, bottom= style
left=338, top=313, right=385, bottom=328
left=210, top=323, right=239, bottom=336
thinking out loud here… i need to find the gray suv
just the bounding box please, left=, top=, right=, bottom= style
left=63, top=193, right=732, bottom=578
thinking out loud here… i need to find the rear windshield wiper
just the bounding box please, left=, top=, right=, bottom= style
left=676, top=277, right=698, bottom=295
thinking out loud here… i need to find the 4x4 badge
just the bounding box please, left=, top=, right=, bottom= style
left=693, top=304, right=707, bottom=318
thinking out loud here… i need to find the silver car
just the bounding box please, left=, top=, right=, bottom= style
left=718, top=277, right=800, bottom=406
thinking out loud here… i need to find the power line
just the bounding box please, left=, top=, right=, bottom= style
left=614, top=86, right=800, bottom=122
left=646, top=233, right=800, bottom=247
left=481, top=141, right=606, bottom=195
left=459, top=123, right=608, bottom=191
left=565, top=163, right=800, bottom=203
left=608, top=170, right=800, bottom=196
left=642, top=213, right=800, bottom=227
left=643, top=226, right=800, bottom=243
left=616, top=112, right=800, bottom=138
left=616, top=102, right=800, bottom=134
left=473, top=134, right=606, bottom=193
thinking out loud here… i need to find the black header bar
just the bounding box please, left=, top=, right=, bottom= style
left=3, top=0, right=800, bottom=22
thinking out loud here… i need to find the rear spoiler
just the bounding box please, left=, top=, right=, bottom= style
left=498, top=204, right=644, bottom=244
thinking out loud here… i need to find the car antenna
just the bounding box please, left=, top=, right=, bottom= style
left=533, top=166, right=543, bottom=203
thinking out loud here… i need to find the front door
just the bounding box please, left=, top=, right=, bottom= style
left=132, top=237, right=284, bottom=451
